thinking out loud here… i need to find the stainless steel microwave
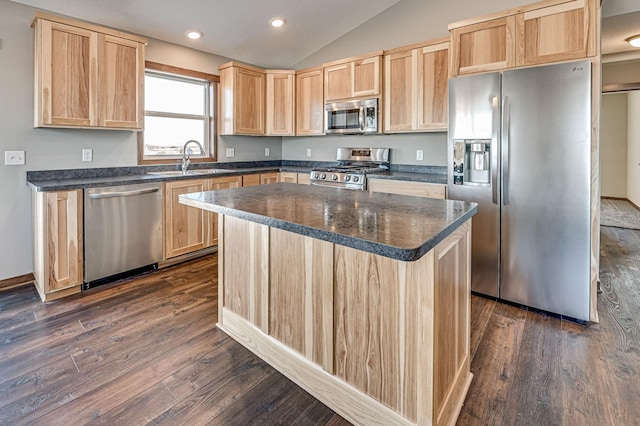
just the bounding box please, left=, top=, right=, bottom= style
left=325, top=98, right=379, bottom=135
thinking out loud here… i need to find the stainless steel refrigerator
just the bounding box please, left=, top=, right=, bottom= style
left=447, top=60, right=591, bottom=321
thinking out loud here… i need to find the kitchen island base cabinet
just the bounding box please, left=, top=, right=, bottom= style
left=217, top=214, right=472, bottom=426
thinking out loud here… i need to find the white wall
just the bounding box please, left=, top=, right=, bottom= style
left=628, top=91, right=640, bottom=206
left=601, top=93, right=628, bottom=197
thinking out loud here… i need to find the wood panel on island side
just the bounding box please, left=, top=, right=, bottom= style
left=0, top=226, right=638, bottom=425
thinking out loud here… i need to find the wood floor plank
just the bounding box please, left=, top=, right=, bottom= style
left=502, top=310, right=563, bottom=425
left=0, top=227, right=638, bottom=425
left=456, top=302, right=527, bottom=425
left=469, top=294, right=496, bottom=359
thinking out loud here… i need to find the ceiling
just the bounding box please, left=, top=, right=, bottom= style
left=9, top=0, right=640, bottom=67
left=9, top=0, right=401, bottom=69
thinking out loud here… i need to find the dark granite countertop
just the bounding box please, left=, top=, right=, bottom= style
left=26, top=163, right=447, bottom=191
left=180, top=183, right=476, bottom=261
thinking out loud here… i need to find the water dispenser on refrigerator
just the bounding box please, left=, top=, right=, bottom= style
left=452, top=140, right=491, bottom=186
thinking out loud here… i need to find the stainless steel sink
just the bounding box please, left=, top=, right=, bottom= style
left=147, top=169, right=235, bottom=176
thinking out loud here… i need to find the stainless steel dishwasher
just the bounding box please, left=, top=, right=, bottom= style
left=84, top=182, right=163, bottom=289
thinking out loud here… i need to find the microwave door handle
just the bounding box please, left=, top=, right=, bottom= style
left=359, top=106, right=365, bottom=131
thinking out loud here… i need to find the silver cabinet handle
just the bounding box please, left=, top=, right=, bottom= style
left=88, top=187, right=160, bottom=199
left=491, top=96, right=500, bottom=205
left=502, top=95, right=510, bottom=206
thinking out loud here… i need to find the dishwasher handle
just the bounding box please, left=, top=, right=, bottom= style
left=88, top=187, right=160, bottom=200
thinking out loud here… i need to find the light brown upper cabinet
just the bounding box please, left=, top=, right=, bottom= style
left=449, top=0, right=597, bottom=76
left=33, top=12, right=145, bottom=130
left=324, top=53, right=382, bottom=102
left=219, top=62, right=266, bottom=135
left=515, top=0, right=597, bottom=67
left=296, top=67, right=324, bottom=136
left=266, top=70, right=295, bottom=136
left=450, top=16, right=516, bottom=76
left=383, top=39, right=449, bottom=133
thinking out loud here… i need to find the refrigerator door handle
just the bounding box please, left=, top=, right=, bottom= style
left=502, top=95, right=510, bottom=205
left=491, top=96, right=500, bottom=204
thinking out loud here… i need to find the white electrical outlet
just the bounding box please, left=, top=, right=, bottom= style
left=416, top=150, right=424, bottom=161
left=226, top=148, right=235, bottom=158
left=306, top=148, right=312, bottom=158
left=82, top=148, right=93, bottom=162
left=4, top=150, right=25, bottom=166
left=265, top=148, right=270, bottom=157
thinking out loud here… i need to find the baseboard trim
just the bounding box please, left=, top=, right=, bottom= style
left=0, top=273, right=34, bottom=292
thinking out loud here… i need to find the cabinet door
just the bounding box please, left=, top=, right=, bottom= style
left=324, top=63, right=352, bottom=102
left=235, top=67, right=266, bottom=135
left=208, top=176, right=242, bottom=247
left=242, top=174, right=261, bottom=187
left=266, top=71, right=295, bottom=136
left=296, top=68, right=324, bottom=135
left=516, top=0, right=596, bottom=66
left=98, top=34, right=144, bottom=129
left=297, top=173, right=311, bottom=185
left=450, top=16, right=516, bottom=76
left=36, top=20, right=98, bottom=127
left=279, top=172, right=298, bottom=183
left=417, top=43, right=449, bottom=130
left=352, top=56, right=380, bottom=98
left=164, top=179, right=208, bottom=259
left=260, top=173, right=280, bottom=185
left=46, top=190, right=83, bottom=292
left=384, top=50, right=416, bottom=132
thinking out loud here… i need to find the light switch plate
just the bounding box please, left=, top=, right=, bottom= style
left=416, top=150, right=424, bottom=161
left=226, top=148, right=235, bottom=158
left=5, top=150, right=25, bottom=165
left=265, top=148, right=270, bottom=157
left=306, top=148, right=312, bottom=158
left=82, top=148, right=93, bottom=162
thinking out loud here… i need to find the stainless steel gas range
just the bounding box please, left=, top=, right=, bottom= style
left=309, top=148, right=390, bottom=190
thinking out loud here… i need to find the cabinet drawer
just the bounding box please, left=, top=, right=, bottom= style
left=369, top=179, right=447, bottom=199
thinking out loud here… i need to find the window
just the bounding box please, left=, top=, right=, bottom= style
left=138, top=62, right=218, bottom=163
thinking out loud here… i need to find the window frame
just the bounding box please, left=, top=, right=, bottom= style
left=137, top=61, right=219, bottom=164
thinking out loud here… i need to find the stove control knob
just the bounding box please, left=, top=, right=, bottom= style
left=332, top=174, right=338, bottom=181
left=312, top=173, right=318, bottom=179
left=320, top=173, right=326, bottom=179
left=353, top=176, right=360, bottom=183
left=344, top=175, right=351, bottom=181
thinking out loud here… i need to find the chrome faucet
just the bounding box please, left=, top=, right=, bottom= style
left=181, top=140, right=205, bottom=173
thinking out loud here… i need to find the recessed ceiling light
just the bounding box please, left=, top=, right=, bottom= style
left=627, top=35, right=640, bottom=48
left=269, top=17, right=286, bottom=28
left=186, top=30, right=203, bottom=40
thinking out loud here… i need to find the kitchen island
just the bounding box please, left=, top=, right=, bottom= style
left=180, top=183, right=477, bottom=426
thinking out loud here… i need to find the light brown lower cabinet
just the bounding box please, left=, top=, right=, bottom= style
left=218, top=215, right=472, bottom=426
left=279, top=172, right=298, bottom=183
left=207, top=176, right=242, bottom=247
left=369, top=178, right=447, bottom=199
left=260, top=172, right=280, bottom=185
left=297, top=173, right=311, bottom=185
left=163, top=176, right=241, bottom=259
left=32, top=189, right=83, bottom=301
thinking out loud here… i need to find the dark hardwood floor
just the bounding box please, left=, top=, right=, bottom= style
left=0, top=226, right=638, bottom=425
